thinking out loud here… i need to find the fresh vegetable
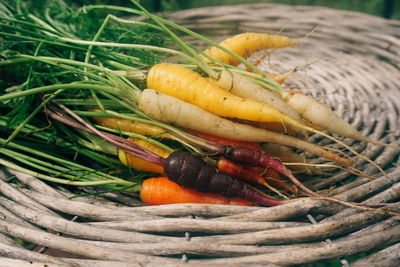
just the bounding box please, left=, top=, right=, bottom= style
left=91, top=111, right=175, bottom=140
left=287, top=92, right=396, bottom=148
left=44, top=104, right=284, bottom=206
left=224, top=146, right=292, bottom=180
left=223, top=146, right=318, bottom=197
left=217, top=156, right=267, bottom=186
left=216, top=69, right=305, bottom=134
left=138, top=89, right=351, bottom=165
left=141, top=177, right=253, bottom=206
left=198, top=28, right=397, bottom=151
left=144, top=63, right=322, bottom=137
left=216, top=69, right=302, bottom=122
left=262, top=143, right=312, bottom=174
left=146, top=63, right=390, bottom=173
left=163, top=151, right=284, bottom=206
left=203, top=32, right=296, bottom=66
left=119, top=138, right=171, bottom=174
left=217, top=157, right=294, bottom=197
left=96, top=115, right=297, bottom=197
left=187, top=130, right=262, bottom=150
left=206, top=29, right=382, bottom=145
left=0, top=0, right=395, bottom=212
left=147, top=63, right=297, bottom=125
left=117, top=130, right=291, bottom=198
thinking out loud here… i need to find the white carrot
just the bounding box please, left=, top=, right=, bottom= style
left=216, top=69, right=302, bottom=123
left=287, top=92, right=399, bottom=149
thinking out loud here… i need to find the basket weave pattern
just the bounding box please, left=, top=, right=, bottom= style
left=0, top=4, right=400, bottom=266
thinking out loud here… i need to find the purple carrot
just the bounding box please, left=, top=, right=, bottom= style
left=163, top=151, right=284, bottom=206
left=223, top=146, right=319, bottom=197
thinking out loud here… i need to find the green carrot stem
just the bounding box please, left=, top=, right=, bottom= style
left=56, top=99, right=120, bottom=107
left=0, top=116, right=96, bottom=150
left=0, top=23, right=56, bottom=41
left=44, top=9, right=77, bottom=39
left=4, top=17, right=197, bottom=69
left=0, top=57, right=32, bottom=66
left=0, top=118, right=120, bottom=167
left=0, top=31, right=143, bottom=67
left=13, top=56, right=138, bottom=105
left=4, top=42, right=45, bottom=143
left=18, top=55, right=120, bottom=80
left=0, top=157, right=133, bottom=186
left=84, top=14, right=112, bottom=79
left=105, top=60, right=141, bottom=71
left=0, top=16, right=62, bottom=36
left=27, top=14, right=66, bottom=38
left=32, top=59, right=112, bottom=83
left=113, top=69, right=148, bottom=82
left=0, top=32, right=80, bottom=51
left=98, top=91, right=143, bottom=115
left=107, top=14, right=164, bottom=32
left=0, top=148, right=94, bottom=181
left=75, top=147, right=121, bottom=166
left=0, top=83, right=124, bottom=102
left=5, top=89, right=64, bottom=144
left=50, top=35, right=198, bottom=66
left=95, top=124, right=174, bottom=153
left=73, top=129, right=119, bottom=155
left=129, top=0, right=217, bottom=79
left=0, top=137, right=117, bottom=179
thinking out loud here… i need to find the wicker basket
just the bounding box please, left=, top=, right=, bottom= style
left=1, top=3, right=400, bottom=266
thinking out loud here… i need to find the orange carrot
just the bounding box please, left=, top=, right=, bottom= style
left=140, top=177, right=253, bottom=206
left=217, top=157, right=266, bottom=185
left=217, top=157, right=297, bottom=194
left=119, top=138, right=171, bottom=174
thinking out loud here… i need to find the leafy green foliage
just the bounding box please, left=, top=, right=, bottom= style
left=0, top=0, right=170, bottom=131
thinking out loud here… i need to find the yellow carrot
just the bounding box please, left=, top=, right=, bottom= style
left=119, top=138, right=171, bottom=174
left=90, top=110, right=174, bottom=139
left=147, top=63, right=300, bottom=127
left=203, top=32, right=296, bottom=65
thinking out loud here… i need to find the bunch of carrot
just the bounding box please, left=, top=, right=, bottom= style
left=0, top=0, right=395, bottom=208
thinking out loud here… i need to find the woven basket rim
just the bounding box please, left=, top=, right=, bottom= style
left=170, top=2, right=400, bottom=22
